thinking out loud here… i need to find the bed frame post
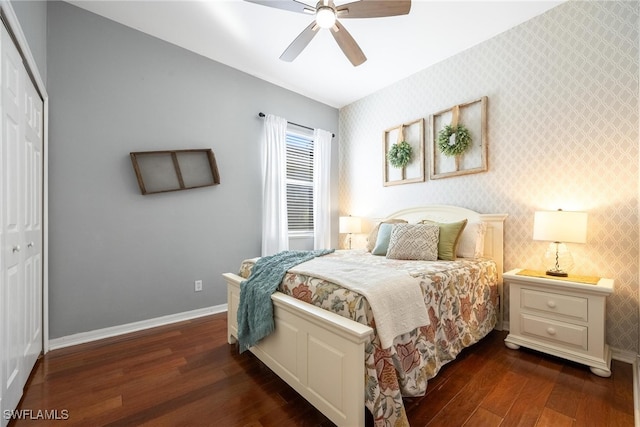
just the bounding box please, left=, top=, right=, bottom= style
left=224, top=273, right=373, bottom=427
left=479, top=213, right=508, bottom=330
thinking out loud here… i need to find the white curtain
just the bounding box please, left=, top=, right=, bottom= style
left=313, top=128, right=333, bottom=250
left=261, top=114, right=289, bottom=256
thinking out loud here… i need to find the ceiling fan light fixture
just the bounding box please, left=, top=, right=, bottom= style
left=245, top=0, right=412, bottom=66
left=316, top=6, right=336, bottom=29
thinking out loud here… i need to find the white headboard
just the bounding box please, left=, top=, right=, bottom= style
left=381, top=205, right=508, bottom=329
left=382, top=205, right=507, bottom=275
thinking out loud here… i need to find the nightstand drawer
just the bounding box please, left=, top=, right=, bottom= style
left=521, top=288, right=588, bottom=321
left=520, top=314, right=588, bottom=350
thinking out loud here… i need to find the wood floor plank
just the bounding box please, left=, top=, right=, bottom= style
left=407, top=372, right=472, bottom=425
left=574, top=371, right=613, bottom=427
left=425, top=357, right=509, bottom=425
left=9, top=314, right=634, bottom=427
left=488, top=355, right=563, bottom=427
left=463, top=407, right=503, bottom=427
left=544, top=362, right=587, bottom=418
left=612, top=359, right=635, bottom=416
left=535, top=407, right=574, bottom=427
left=478, top=370, right=528, bottom=417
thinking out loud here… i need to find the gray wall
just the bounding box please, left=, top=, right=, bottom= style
left=10, top=0, right=47, bottom=82
left=47, top=1, right=339, bottom=338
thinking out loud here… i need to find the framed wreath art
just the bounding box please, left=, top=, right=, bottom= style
left=383, top=118, right=424, bottom=186
left=437, top=123, right=472, bottom=157
left=387, top=140, right=413, bottom=168
left=430, top=96, right=488, bottom=179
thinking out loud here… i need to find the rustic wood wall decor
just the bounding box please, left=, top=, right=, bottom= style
left=130, top=148, right=220, bottom=195
left=430, top=96, right=488, bottom=179
left=383, top=118, right=424, bottom=186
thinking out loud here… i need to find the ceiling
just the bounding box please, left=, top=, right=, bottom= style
left=67, top=0, right=565, bottom=108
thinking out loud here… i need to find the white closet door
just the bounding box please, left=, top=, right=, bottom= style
left=1, top=21, right=26, bottom=419
left=0, top=21, right=43, bottom=424
left=22, top=60, right=43, bottom=374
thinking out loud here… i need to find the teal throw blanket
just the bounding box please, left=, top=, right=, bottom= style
left=237, top=249, right=334, bottom=353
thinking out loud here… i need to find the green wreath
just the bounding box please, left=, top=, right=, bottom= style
left=387, top=141, right=412, bottom=168
left=437, top=124, right=472, bottom=157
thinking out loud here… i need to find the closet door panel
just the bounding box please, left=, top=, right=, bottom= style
left=1, top=23, right=25, bottom=417
left=3, top=114, right=20, bottom=255
left=0, top=20, right=43, bottom=422
left=2, top=21, right=22, bottom=264
left=22, top=74, right=42, bottom=372
left=2, top=264, right=21, bottom=417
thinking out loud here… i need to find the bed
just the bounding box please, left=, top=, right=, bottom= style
left=224, top=205, right=507, bottom=427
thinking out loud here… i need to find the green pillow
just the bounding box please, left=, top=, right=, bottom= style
left=372, top=223, right=394, bottom=255
left=420, top=219, right=468, bottom=261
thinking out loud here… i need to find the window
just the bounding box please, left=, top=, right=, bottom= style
left=286, top=128, right=314, bottom=235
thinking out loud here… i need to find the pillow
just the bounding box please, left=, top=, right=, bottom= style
left=457, top=221, right=488, bottom=258
left=386, top=224, right=439, bottom=261
left=372, top=223, right=394, bottom=255
left=366, top=219, right=407, bottom=252
left=419, top=219, right=467, bottom=261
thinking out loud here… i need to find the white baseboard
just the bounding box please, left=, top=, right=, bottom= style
left=48, top=304, right=228, bottom=351
left=635, top=355, right=640, bottom=427
left=612, top=347, right=638, bottom=364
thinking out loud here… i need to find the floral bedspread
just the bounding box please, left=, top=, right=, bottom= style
left=238, top=250, right=498, bottom=427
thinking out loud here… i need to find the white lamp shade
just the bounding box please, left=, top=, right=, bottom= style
left=339, top=216, right=361, bottom=234
left=533, top=210, right=588, bottom=244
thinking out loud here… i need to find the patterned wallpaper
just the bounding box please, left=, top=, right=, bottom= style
left=338, top=1, right=639, bottom=352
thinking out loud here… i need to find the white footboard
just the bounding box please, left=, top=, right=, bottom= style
left=224, top=273, right=373, bottom=427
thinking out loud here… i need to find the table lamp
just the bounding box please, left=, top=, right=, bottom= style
left=533, top=209, right=588, bottom=277
left=339, top=216, right=361, bottom=249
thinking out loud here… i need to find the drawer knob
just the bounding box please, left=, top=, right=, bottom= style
left=546, top=327, right=556, bottom=336
left=546, top=300, right=556, bottom=308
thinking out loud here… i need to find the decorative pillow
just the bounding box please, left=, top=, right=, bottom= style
left=457, top=221, right=488, bottom=258
left=366, top=219, right=407, bottom=252
left=419, top=219, right=467, bottom=261
left=386, top=224, right=439, bottom=261
left=372, top=223, right=394, bottom=255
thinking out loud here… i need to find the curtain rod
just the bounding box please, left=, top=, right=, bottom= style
left=258, top=112, right=335, bottom=138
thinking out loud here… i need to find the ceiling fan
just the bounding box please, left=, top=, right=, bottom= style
left=245, top=0, right=412, bottom=66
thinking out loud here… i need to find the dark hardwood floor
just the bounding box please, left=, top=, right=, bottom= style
left=9, top=313, right=635, bottom=426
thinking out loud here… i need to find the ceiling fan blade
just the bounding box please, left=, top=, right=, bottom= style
left=336, top=0, right=411, bottom=19
left=330, top=21, right=366, bottom=66
left=244, top=0, right=314, bottom=14
left=280, top=21, right=320, bottom=62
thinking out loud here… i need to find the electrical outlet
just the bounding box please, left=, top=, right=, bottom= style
left=194, top=280, right=203, bottom=292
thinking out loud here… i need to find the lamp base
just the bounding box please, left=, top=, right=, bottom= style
left=546, top=269, right=568, bottom=277
left=543, top=242, right=573, bottom=278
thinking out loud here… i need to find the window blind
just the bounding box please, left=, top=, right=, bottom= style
left=286, top=131, right=314, bottom=233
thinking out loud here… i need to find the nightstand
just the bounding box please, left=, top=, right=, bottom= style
left=503, top=269, right=614, bottom=377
